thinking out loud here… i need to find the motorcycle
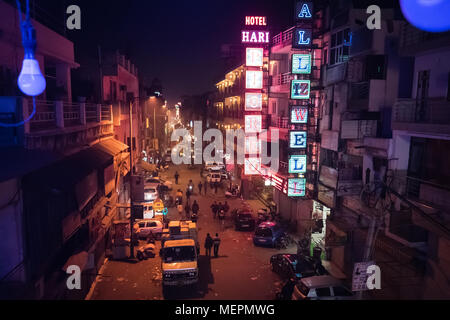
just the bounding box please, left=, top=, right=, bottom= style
left=218, top=209, right=225, bottom=220
left=191, top=212, right=198, bottom=223
left=275, top=234, right=290, bottom=250
left=225, top=185, right=240, bottom=199
left=136, top=243, right=156, bottom=261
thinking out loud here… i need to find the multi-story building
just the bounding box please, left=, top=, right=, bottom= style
left=0, top=1, right=130, bottom=299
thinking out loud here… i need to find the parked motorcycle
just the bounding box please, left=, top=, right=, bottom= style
left=136, top=243, right=156, bottom=261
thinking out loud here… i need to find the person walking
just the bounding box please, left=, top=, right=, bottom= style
left=175, top=171, right=180, bottom=185
left=185, top=202, right=191, bottom=219
left=177, top=203, right=183, bottom=217
left=213, top=233, right=221, bottom=258
left=214, top=182, right=218, bottom=194
left=223, top=201, right=230, bottom=214
left=211, top=201, right=218, bottom=219
left=204, top=233, right=213, bottom=257
left=186, top=188, right=191, bottom=203
left=204, top=180, right=208, bottom=195
left=198, top=181, right=203, bottom=195
left=192, top=200, right=200, bottom=215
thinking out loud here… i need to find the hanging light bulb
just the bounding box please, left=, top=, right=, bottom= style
left=17, top=11, right=46, bottom=96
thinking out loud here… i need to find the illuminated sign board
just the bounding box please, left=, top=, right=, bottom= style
left=295, top=2, right=313, bottom=21
left=292, top=28, right=312, bottom=48
left=291, top=80, right=311, bottom=100
left=290, top=131, right=307, bottom=149
left=289, top=155, right=307, bottom=174
left=245, top=158, right=262, bottom=175
left=245, top=16, right=267, bottom=26
left=290, top=106, right=308, bottom=124
left=246, top=48, right=264, bottom=67
left=245, top=93, right=263, bottom=111
left=288, top=178, right=306, bottom=197
left=292, top=54, right=312, bottom=74
left=246, top=70, right=263, bottom=89
left=245, top=136, right=262, bottom=155
left=245, top=115, right=262, bottom=133
left=242, top=31, right=270, bottom=44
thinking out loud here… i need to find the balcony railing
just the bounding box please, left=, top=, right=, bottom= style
left=273, top=27, right=294, bottom=47
left=393, top=98, right=450, bottom=125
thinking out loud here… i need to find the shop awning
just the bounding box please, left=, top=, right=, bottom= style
left=93, top=138, right=129, bottom=156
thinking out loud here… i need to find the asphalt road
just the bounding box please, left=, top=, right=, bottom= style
left=89, top=165, right=296, bottom=300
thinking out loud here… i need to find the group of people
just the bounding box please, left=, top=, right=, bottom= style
left=204, top=233, right=221, bottom=258
left=210, top=201, right=230, bottom=219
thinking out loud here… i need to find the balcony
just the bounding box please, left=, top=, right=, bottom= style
left=347, top=80, right=386, bottom=111
left=392, top=98, right=450, bottom=135
left=272, top=27, right=294, bottom=53
left=270, top=73, right=292, bottom=93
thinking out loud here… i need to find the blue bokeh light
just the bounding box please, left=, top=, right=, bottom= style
left=400, top=0, right=450, bottom=33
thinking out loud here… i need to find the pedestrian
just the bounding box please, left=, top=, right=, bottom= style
left=198, top=181, right=203, bottom=194
left=186, top=188, right=191, bottom=202
left=214, top=182, right=218, bottom=194
left=204, top=233, right=213, bottom=257
left=223, top=201, right=230, bottom=214
left=211, top=201, right=218, bottom=219
left=185, top=202, right=191, bottom=218
left=175, top=171, right=180, bottom=184
left=192, top=200, right=200, bottom=215
left=204, top=181, right=208, bottom=195
left=213, top=233, right=221, bottom=258
left=177, top=203, right=183, bottom=216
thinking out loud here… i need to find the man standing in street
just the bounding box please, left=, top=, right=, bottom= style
left=205, top=233, right=213, bottom=257
left=198, top=181, right=203, bottom=195
left=213, top=233, right=221, bottom=258
left=211, top=201, right=218, bottom=219
left=175, top=171, right=180, bottom=185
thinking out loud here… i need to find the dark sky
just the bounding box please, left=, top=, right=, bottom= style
left=49, top=0, right=295, bottom=106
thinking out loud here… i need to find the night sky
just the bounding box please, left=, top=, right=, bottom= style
left=36, top=0, right=295, bottom=106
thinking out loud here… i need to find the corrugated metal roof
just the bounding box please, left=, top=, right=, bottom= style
left=93, top=138, right=129, bottom=156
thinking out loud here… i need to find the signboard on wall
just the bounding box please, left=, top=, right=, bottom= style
left=242, top=31, right=270, bottom=44
left=245, top=136, right=262, bottom=155
left=246, top=70, right=263, bottom=89
left=289, top=131, right=307, bottom=149
left=290, top=105, right=309, bottom=124
left=289, top=155, right=307, bottom=174
left=291, top=80, right=311, bottom=99
left=245, top=115, right=263, bottom=133
left=292, top=28, right=312, bottom=49
left=288, top=178, right=306, bottom=197
left=246, top=48, right=264, bottom=67
left=245, top=93, right=263, bottom=111
left=244, top=158, right=262, bottom=175
left=292, top=54, right=312, bottom=74
left=295, top=1, right=313, bottom=21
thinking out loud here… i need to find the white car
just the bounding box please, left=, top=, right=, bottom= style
left=205, top=161, right=225, bottom=171
left=292, top=275, right=354, bottom=300
left=207, top=173, right=222, bottom=183
left=144, top=187, right=158, bottom=201
left=134, top=220, right=164, bottom=238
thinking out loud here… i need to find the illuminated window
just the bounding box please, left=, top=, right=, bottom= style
left=330, top=28, right=351, bottom=65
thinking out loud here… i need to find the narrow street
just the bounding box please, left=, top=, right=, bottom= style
left=89, top=165, right=294, bottom=300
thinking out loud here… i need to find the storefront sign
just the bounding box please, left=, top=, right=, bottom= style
left=244, top=157, right=262, bottom=175
left=295, top=2, right=313, bottom=21
left=292, top=54, right=312, bottom=74
left=246, top=70, right=263, bottom=89
left=245, top=115, right=262, bottom=133
left=288, top=178, right=306, bottom=197
left=245, top=136, right=262, bottom=155
left=246, top=48, right=264, bottom=67
left=291, top=80, right=311, bottom=99
left=289, top=131, right=307, bottom=149
left=245, top=16, right=267, bottom=26
left=290, top=105, right=308, bottom=124
left=292, top=28, right=312, bottom=48
left=242, top=31, right=270, bottom=44
left=245, top=93, right=263, bottom=111
left=289, top=155, right=307, bottom=174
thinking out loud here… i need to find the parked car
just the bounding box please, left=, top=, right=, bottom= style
left=292, top=275, right=354, bottom=300
left=205, top=161, right=225, bottom=171
left=207, top=173, right=222, bottom=184
left=134, top=219, right=164, bottom=239
left=144, top=187, right=158, bottom=201
left=253, top=222, right=285, bottom=247
left=234, top=211, right=256, bottom=231
left=270, top=254, right=329, bottom=281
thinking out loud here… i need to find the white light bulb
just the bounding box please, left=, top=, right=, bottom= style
left=18, top=58, right=46, bottom=96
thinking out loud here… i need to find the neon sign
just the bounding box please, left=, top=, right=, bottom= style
left=290, top=131, right=307, bottom=149
left=245, top=93, right=263, bottom=111
left=246, top=70, right=263, bottom=89
left=245, top=16, right=267, bottom=26
left=289, top=155, right=307, bottom=174
left=292, top=54, right=312, bottom=74
left=288, top=178, right=306, bottom=197
left=290, top=106, right=308, bottom=124
left=292, top=28, right=312, bottom=48
left=245, top=136, right=262, bottom=155
left=291, top=80, right=311, bottom=100
left=295, top=2, right=313, bottom=21
left=245, top=115, right=262, bottom=133
left=245, top=158, right=262, bottom=175
left=246, top=48, right=264, bottom=67
left=242, top=31, right=270, bottom=44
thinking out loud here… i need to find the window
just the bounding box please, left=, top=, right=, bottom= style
left=272, top=102, right=277, bottom=115
left=315, top=287, right=331, bottom=297
left=148, top=222, right=157, bottom=228
left=138, top=223, right=145, bottom=228
left=329, top=28, right=351, bottom=65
